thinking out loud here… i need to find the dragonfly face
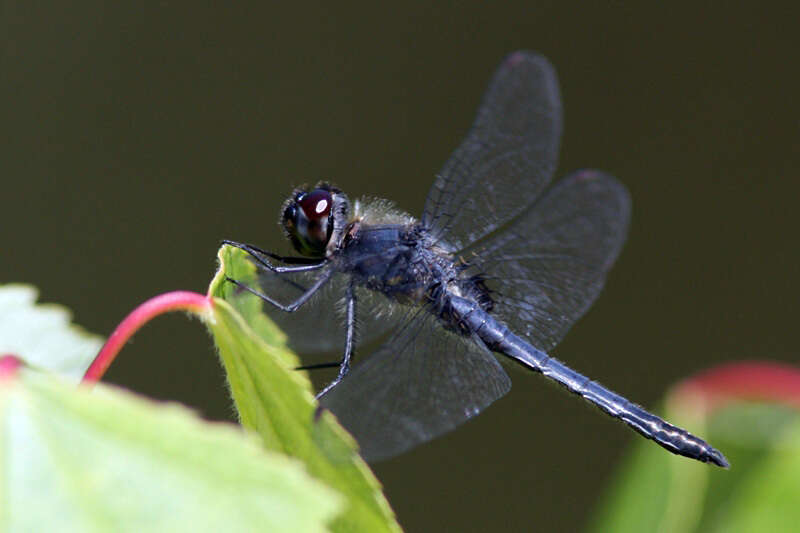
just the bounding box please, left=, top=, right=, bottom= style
left=280, top=184, right=348, bottom=258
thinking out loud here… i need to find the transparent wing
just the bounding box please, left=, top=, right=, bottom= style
left=468, top=170, right=631, bottom=352
left=422, top=51, right=562, bottom=252
left=249, top=258, right=403, bottom=355
left=321, top=307, right=512, bottom=462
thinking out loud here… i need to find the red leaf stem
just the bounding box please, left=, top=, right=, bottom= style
left=82, top=291, right=212, bottom=384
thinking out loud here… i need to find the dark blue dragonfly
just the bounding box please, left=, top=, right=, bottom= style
left=224, top=51, right=728, bottom=467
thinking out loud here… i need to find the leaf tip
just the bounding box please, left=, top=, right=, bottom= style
left=0, top=354, right=22, bottom=380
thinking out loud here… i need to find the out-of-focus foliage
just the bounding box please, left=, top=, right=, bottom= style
left=589, top=362, right=800, bottom=533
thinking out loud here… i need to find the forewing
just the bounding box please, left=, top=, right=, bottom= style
left=469, top=170, right=630, bottom=352
left=250, top=258, right=402, bottom=355
left=321, top=308, right=511, bottom=462
left=422, top=51, right=562, bottom=251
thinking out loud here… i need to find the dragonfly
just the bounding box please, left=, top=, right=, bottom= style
left=224, top=51, right=728, bottom=467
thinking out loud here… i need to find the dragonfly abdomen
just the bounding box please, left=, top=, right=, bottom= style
left=449, top=295, right=729, bottom=467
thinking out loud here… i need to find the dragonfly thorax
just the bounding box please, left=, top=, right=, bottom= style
left=337, top=220, right=496, bottom=333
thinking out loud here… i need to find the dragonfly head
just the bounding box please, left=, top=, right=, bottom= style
left=281, top=183, right=349, bottom=257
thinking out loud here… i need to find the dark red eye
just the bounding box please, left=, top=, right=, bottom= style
left=298, top=188, right=332, bottom=220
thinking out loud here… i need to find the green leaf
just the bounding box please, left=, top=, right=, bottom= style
left=586, top=406, right=716, bottom=533
left=0, top=284, right=103, bottom=381
left=698, top=403, right=800, bottom=532
left=588, top=382, right=800, bottom=532
left=1, top=369, right=342, bottom=533
left=208, top=245, right=401, bottom=533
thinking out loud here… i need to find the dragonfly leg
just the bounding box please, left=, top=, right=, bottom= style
left=296, top=361, right=340, bottom=371
left=224, top=267, right=332, bottom=312
left=315, top=282, right=356, bottom=400
left=222, top=240, right=325, bottom=273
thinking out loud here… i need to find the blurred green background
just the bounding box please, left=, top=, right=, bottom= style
left=2, top=3, right=798, bottom=531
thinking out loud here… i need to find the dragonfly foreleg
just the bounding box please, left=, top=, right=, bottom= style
left=222, top=240, right=325, bottom=273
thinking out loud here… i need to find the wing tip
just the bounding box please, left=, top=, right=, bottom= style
left=505, top=50, right=551, bottom=69
left=570, top=169, right=632, bottom=211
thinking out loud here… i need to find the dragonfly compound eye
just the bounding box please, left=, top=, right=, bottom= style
left=282, top=188, right=333, bottom=256
left=298, top=188, right=333, bottom=220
